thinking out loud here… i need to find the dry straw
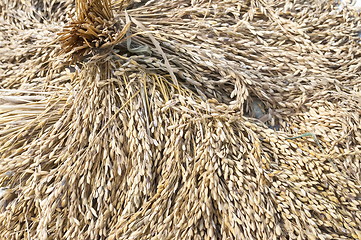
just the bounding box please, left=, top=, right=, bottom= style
left=0, top=0, right=361, bottom=239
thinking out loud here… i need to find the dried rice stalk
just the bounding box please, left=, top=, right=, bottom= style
left=0, top=0, right=360, bottom=239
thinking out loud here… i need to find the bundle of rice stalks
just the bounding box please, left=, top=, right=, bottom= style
left=58, top=0, right=131, bottom=60
left=0, top=0, right=360, bottom=239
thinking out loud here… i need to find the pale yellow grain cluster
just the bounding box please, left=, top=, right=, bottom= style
left=0, top=0, right=360, bottom=239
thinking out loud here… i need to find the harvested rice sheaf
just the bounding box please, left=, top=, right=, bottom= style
left=0, top=0, right=361, bottom=239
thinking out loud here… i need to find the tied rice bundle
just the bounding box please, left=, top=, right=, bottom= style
left=0, top=0, right=360, bottom=239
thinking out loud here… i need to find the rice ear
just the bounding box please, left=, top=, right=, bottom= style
left=1, top=0, right=361, bottom=239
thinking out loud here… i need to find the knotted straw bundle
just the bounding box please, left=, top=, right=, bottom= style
left=0, top=0, right=360, bottom=239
